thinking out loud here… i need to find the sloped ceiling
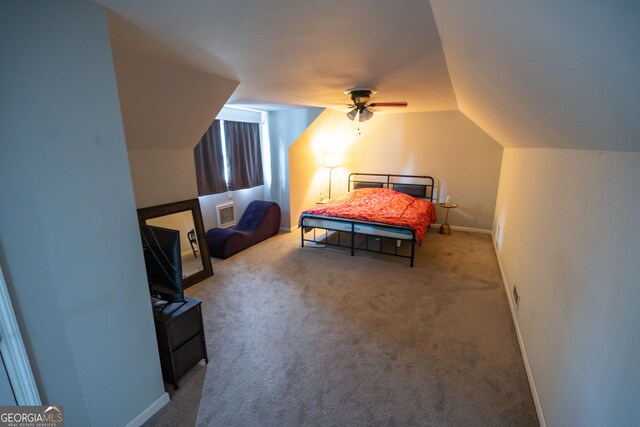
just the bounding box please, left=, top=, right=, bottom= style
left=97, top=0, right=456, bottom=112
left=109, top=12, right=238, bottom=150
left=430, top=1, right=640, bottom=151
left=98, top=0, right=640, bottom=152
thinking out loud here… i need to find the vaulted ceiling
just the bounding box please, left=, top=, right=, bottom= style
left=99, top=0, right=640, bottom=152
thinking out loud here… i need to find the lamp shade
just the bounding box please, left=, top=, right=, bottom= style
left=346, top=108, right=357, bottom=121
left=359, top=107, right=373, bottom=122
left=324, top=153, right=340, bottom=169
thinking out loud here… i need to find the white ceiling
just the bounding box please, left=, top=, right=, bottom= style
left=100, top=0, right=456, bottom=113
left=430, top=1, right=640, bottom=151
left=98, top=0, right=640, bottom=151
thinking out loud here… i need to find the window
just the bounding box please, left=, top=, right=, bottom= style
left=194, top=119, right=264, bottom=196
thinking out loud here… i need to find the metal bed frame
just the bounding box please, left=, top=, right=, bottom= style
left=300, top=173, right=435, bottom=267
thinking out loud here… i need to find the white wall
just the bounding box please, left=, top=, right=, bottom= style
left=347, top=111, right=503, bottom=230
left=0, top=2, right=166, bottom=426
left=199, top=187, right=265, bottom=232
left=128, top=149, right=199, bottom=208
left=268, top=108, right=324, bottom=229
left=288, top=110, right=503, bottom=230
left=494, top=148, right=640, bottom=426
left=216, top=106, right=262, bottom=123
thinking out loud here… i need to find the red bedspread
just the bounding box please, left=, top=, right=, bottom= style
left=301, top=188, right=437, bottom=245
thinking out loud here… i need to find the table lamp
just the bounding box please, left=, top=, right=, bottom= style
left=324, top=154, right=339, bottom=200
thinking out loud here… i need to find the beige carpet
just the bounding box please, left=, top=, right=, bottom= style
left=144, top=229, right=538, bottom=426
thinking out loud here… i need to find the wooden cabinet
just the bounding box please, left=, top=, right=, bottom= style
left=153, top=297, right=208, bottom=389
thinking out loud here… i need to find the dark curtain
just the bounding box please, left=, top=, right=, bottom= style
left=224, top=121, right=264, bottom=191
left=193, top=120, right=227, bottom=196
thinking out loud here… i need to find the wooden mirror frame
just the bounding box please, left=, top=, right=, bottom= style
left=137, top=198, right=213, bottom=289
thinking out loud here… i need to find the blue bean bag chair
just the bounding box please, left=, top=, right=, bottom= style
left=206, top=200, right=281, bottom=259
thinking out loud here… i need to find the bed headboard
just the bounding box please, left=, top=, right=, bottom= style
left=348, top=173, right=435, bottom=201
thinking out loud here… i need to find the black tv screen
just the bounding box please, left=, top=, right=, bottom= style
left=140, top=224, right=185, bottom=303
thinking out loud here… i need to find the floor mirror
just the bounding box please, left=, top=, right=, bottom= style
left=137, top=198, right=213, bottom=288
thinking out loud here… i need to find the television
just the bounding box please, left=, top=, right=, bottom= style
left=140, top=224, right=185, bottom=303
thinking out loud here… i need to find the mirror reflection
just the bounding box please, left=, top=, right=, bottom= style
left=145, top=211, right=204, bottom=278
left=137, top=198, right=213, bottom=289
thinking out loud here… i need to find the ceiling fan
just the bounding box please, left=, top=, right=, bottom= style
left=345, top=88, right=408, bottom=122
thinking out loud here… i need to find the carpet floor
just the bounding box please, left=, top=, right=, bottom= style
left=144, top=229, right=538, bottom=426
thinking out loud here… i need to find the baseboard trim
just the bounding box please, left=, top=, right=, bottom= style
left=280, top=226, right=295, bottom=233
left=492, top=236, right=546, bottom=427
left=429, top=224, right=492, bottom=234
left=125, top=392, right=170, bottom=427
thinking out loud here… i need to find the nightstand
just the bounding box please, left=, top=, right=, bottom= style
left=438, top=202, right=458, bottom=235
left=153, top=297, right=208, bottom=389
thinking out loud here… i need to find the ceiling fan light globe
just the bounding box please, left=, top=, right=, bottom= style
left=359, top=107, right=373, bottom=122
left=346, top=108, right=358, bottom=121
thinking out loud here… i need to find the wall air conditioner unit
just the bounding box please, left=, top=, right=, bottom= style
left=216, top=202, right=236, bottom=229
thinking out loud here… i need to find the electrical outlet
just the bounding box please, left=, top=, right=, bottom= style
left=513, top=285, right=520, bottom=310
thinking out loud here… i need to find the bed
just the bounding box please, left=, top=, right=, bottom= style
left=299, top=173, right=437, bottom=266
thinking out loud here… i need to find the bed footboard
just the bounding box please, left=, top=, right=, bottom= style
left=300, top=215, right=417, bottom=267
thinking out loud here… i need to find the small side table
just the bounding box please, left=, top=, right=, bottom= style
left=438, top=202, right=458, bottom=235
left=153, top=297, right=208, bottom=389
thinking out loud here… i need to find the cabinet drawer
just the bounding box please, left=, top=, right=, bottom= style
left=153, top=297, right=208, bottom=389
left=156, top=304, right=202, bottom=351
left=172, top=333, right=206, bottom=379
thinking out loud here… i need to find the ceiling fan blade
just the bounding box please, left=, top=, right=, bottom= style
left=368, top=102, right=408, bottom=107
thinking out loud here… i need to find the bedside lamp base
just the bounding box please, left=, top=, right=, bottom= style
left=438, top=223, right=451, bottom=235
